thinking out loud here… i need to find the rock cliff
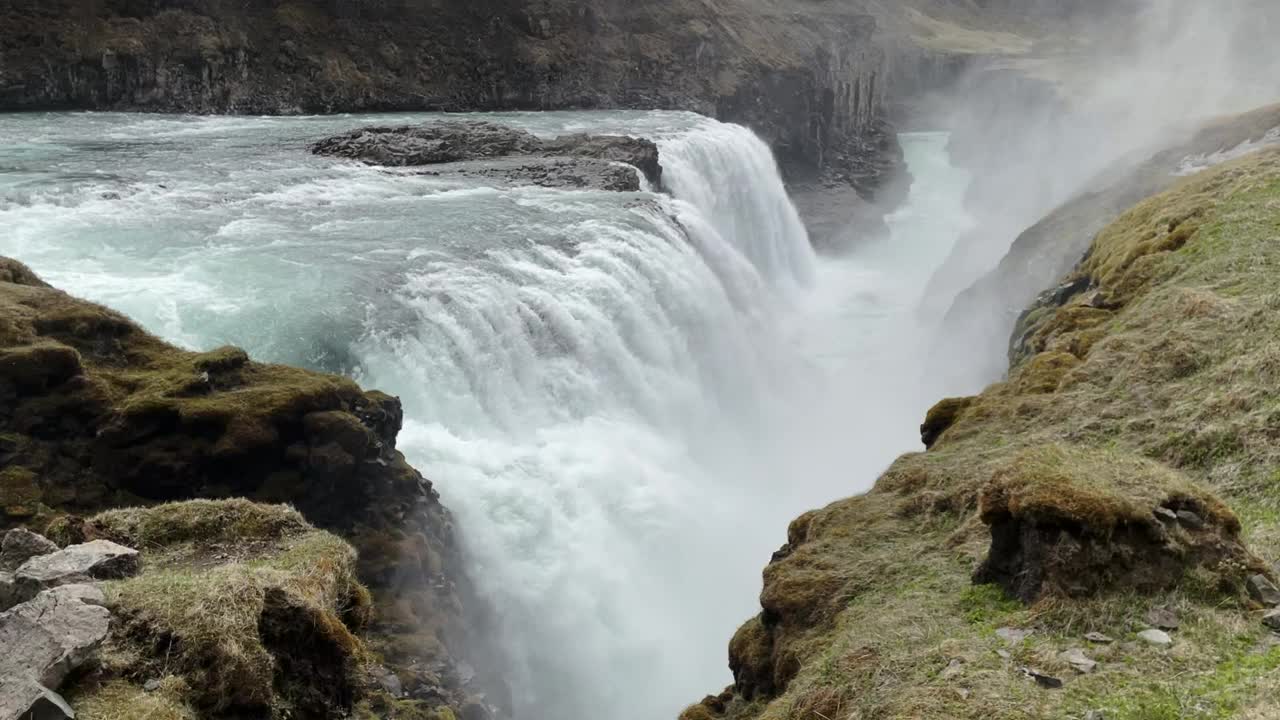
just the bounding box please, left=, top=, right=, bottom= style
left=0, top=258, right=504, bottom=719
left=683, top=118, right=1280, bottom=719
left=0, top=0, right=893, bottom=190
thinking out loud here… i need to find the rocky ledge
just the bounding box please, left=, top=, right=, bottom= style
left=311, top=121, right=661, bottom=192
left=684, top=132, right=1280, bottom=718
left=0, top=257, right=504, bottom=719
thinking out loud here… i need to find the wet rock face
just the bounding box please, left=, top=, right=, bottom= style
left=311, top=121, right=662, bottom=190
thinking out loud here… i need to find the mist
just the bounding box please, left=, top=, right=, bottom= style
left=916, top=0, right=1280, bottom=395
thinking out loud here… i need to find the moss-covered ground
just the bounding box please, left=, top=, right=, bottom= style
left=688, top=147, right=1280, bottom=719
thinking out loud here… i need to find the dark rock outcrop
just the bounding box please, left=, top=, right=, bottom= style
left=972, top=445, right=1260, bottom=603
left=0, top=257, right=505, bottom=716
left=0, top=0, right=899, bottom=188
left=311, top=121, right=661, bottom=191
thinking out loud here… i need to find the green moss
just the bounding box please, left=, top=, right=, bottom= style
left=958, top=583, right=1021, bottom=628
left=0, top=465, right=41, bottom=517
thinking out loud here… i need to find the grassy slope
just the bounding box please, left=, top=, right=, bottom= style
left=687, top=147, right=1280, bottom=720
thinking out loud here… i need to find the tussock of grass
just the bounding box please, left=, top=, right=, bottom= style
left=71, top=678, right=195, bottom=720
left=981, top=444, right=1235, bottom=531
left=89, top=498, right=311, bottom=548
left=703, top=147, right=1280, bottom=719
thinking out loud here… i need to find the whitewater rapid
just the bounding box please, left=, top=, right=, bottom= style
left=0, top=111, right=970, bottom=718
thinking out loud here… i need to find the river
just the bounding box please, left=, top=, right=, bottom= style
left=0, top=111, right=971, bottom=718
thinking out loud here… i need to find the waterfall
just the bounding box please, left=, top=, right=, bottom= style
left=354, top=117, right=817, bottom=719
left=0, top=111, right=969, bottom=720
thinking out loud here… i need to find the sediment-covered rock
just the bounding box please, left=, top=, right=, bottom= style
left=972, top=445, right=1252, bottom=602
left=311, top=121, right=661, bottom=190
left=0, top=257, right=504, bottom=718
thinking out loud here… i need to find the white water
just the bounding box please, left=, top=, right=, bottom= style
left=0, top=112, right=970, bottom=718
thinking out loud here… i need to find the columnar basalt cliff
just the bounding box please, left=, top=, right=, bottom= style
left=0, top=257, right=504, bottom=718
left=0, top=0, right=898, bottom=190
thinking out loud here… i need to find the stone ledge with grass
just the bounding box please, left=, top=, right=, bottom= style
left=0, top=263, right=504, bottom=719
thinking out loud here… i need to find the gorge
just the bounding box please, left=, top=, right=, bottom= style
left=3, top=2, right=1280, bottom=720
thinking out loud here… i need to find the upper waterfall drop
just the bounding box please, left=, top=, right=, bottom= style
left=657, top=121, right=817, bottom=287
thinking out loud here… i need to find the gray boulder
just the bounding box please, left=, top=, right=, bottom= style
left=15, top=539, right=140, bottom=595
left=0, top=678, right=75, bottom=720
left=0, top=584, right=110, bottom=690
left=0, top=529, right=58, bottom=571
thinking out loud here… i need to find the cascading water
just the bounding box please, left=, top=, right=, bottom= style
left=0, top=111, right=970, bottom=718
left=356, top=120, right=820, bottom=717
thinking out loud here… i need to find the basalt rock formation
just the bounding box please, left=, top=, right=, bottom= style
left=0, top=0, right=887, bottom=188
left=0, top=257, right=504, bottom=719
left=684, top=124, right=1280, bottom=719
left=312, top=120, right=662, bottom=191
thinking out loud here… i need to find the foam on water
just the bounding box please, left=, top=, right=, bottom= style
left=0, top=112, right=970, bottom=719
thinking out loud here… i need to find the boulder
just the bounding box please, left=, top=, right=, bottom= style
left=0, top=573, right=18, bottom=612
left=0, top=584, right=111, bottom=689
left=0, top=678, right=74, bottom=720
left=15, top=539, right=140, bottom=590
left=1263, top=607, right=1280, bottom=631
left=0, top=529, right=58, bottom=571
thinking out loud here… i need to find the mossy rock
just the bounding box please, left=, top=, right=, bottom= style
left=920, top=396, right=975, bottom=448
left=974, top=444, right=1257, bottom=602
left=72, top=499, right=370, bottom=718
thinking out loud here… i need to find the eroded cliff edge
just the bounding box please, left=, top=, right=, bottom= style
left=0, top=258, right=503, bottom=719
left=685, top=114, right=1280, bottom=719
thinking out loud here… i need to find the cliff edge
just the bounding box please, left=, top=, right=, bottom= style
left=685, top=123, right=1280, bottom=719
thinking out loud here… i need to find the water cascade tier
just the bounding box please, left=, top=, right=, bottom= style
left=0, top=111, right=970, bottom=718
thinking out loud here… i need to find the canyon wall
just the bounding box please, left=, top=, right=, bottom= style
left=0, top=0, right=901, bottom=190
